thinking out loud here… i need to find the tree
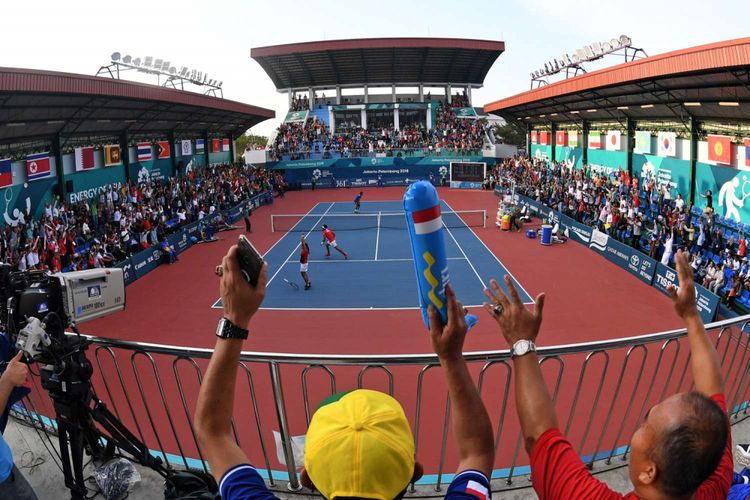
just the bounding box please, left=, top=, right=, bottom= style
left=235, top=133, right=268, bottom=152
left=493, top=122, right=527, bottom=149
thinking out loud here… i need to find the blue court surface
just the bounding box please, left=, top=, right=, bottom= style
left=214, top=200, right=532, bottom=310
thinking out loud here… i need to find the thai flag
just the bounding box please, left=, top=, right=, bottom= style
left=464, top=480, right=489, bottom=500
left=0, top=158, right=12, bottom=188
left=26, top=152, right=51, bottom=181
left=412, top=205, right=443, bottom=235
left=137, top=142, right=152, bottom=162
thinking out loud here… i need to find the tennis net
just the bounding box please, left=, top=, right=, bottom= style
left=271, top=210, right=487, bottom=233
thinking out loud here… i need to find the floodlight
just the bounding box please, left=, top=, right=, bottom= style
left=111, top=52, right=121, bottom=61
left=154, top=58, right=163, bottom=69
left=123, top=55, right=132, bottom=64
left=218, top=81, right=222, bottom=87
left=620, top=35, right=632, bottom=46
left=169, top=67, right=177, bottom=75
left=584, top=45, right=595, bottom=59
left=144, top=56, right=153, bottom=67
left=564, top=54, right=572, bottom=65
left=179, top=66, right=187, bottom=76
left=601, top=41, right=612, bottom=53
left=610, top=38, right=621, bottom=49
left=203, top=74, right=208, bottom=83
left=133, top=58, right=141, bottom=66
left=575, top=48, right=586, bottom=61
left=591, top=42, right=602, bottom=55
left=553, top=60, right=559, bottom=71
left=543, top=63, right=549, bottom=73
left=162, top=61, right=170, bottom=71
left=530, top=72, right=535, bottom=79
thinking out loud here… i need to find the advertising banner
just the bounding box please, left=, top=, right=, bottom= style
left=115, top=257, right=137, bottom=286
left=130, top=246, right=163, bottom=279
left=588, top=229, right=658, bottom=285
left=652, top=263, right=719, bottom=323
left=283, top=164, right=449, bottom=189
left=284, top=110, right=309, bottom=123
left=167, top=229, right=191, bottom=255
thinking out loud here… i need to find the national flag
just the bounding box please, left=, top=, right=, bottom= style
left=211, top=138, right=221, bottom=153
left=555, top=131, right=567, bottom=146
left=0, top=158, right=12, bottom=188
left=26, top=152, right=51, bottom=181
left=411, top=204, right=443, bottom=235
left=606, top=130, right=621, bottom=151
left=464, top=480, right=489, bottom=500
left=539, top=131, right=550, bottom=145
left=104, top=145, right=121, bottom=166
left=74, top=146, right=95, bottom=171
left=634, top=131, right=651, bottom=154
left=588, top=131, right=602, bottom=149
left=181, top=140, right=192, bottom=156
left=568, top=131, right=578, bottom=147
left=157, top=140, right=171, bottom=159
left=196, top=138, right=205, bottom=152
left=530, top=131, right=538, bottom=144
left=657, top=132, right=676, bottom=157
left=707, top=134, right=732, bottom=165
left=137, top=142, right=152, bottom=162
left=222, top=139, right=230, bottom=152
left=744, top=138, right=750, bottom=167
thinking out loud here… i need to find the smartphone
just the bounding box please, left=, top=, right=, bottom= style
left=237, top=235, right=264, bottom=287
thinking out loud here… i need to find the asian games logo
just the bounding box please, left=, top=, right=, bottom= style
left=438, top=166, right=448, bottom=176
left=312, top=169, right=322, bottom=180
left=137, top=166, right=150, bottom=184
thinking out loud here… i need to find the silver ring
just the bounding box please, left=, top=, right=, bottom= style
left=215, top=265, right=223, bottom=276
left=493, top=303, right=504, bottom=316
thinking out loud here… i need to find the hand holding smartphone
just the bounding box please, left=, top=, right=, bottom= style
left=236, top=235, right=265, bottom=287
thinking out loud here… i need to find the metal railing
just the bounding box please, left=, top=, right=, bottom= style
left=12, top=316, right=750, bottom=494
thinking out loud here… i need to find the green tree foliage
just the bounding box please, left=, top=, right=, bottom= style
left=235, top=133, right=268, bottom=152
left=493, top=122, right=527, bottom=148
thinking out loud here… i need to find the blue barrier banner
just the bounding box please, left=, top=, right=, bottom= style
left=588, top=229, right=658, bottom=285
left=131, top=246, right=163, bottom=279
left=184, top=221, right=201, bottom=240
left=283, top=164, right=448, bottom=189
left=166, top=229, right=191, bottom=255
left=115, top=257, right=136, bottom=286
left=653, top=263, right=719, bottom=323
left=558, top=214, right=594, bottom=246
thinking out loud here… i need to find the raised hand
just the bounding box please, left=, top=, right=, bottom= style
left=667, top=249, right=699, bottom=320
left=220, top=245, right=267, bottom=328
left=483, top=276, right=546, bottom=346
left=428, top=284, right=468, bottom=362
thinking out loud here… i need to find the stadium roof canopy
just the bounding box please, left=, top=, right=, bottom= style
left=484, top=38, right=750, bottom=126
left=251, top=38, right=505, bottom=91
left=0, top=67, right=275, bottom=145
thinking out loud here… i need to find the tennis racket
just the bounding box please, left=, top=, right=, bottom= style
left=283, top=278, right=300, bottom=290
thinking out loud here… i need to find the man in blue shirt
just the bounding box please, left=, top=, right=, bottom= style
left=0, top=351, right=37, bottom=499
left=195, top=247, right=495, bottom=500
left=354, top=192, right=363, bottom=214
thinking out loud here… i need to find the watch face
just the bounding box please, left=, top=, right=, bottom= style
left=514, top=340, right=533, bottom=356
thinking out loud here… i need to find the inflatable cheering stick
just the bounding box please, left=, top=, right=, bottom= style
left=403, top=181, right=477, bottom=331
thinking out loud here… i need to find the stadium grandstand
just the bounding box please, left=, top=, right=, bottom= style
left=0, top=23, right=747, bottom=500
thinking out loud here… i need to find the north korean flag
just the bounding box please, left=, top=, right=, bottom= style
left=26, top=152, right=51, bottom=181
left=0, top=159, right=12, bottom=188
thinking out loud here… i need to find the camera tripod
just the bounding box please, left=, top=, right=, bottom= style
left=39, top=335, right=169, bottom=500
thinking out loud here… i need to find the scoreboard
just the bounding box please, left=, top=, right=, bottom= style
left=449, top=162, right=486, bottom=188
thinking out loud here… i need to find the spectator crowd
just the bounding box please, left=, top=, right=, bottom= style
left=494, top=155, right=750, bottom=312
left=0, top=162, right=277, bottom=274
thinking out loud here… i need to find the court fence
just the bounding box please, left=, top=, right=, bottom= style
left=10, top=315, right=750, bottom=495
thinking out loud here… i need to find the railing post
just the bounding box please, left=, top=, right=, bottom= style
left=269, top=362, right=301, bottom=491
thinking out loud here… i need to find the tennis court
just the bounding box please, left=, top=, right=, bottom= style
left=215, top=199, right=532, bottom=310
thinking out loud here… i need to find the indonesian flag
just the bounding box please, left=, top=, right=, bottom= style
left=137, top=142, right=152, bottom=162
left=745, top=138, right=750, bottom=167
left=222, top=138, right=230, bottom=152
left=606, top=130, right=621, bottom=151
left=657, top=132, right=676, bottom=157
left=588, top=131, right=602, bottom=149
left=464, top=480, right=489, bottom=500
left=26, top=152, right=51, bottom=181
left=555, top=131, right=567, bottom=146
left=539, top=131, right=550, bottom=145
left=708, top=134, right=732, bottom=165
left=211, top=138, right=221, bottom=153
left=530, top=131, right=538, bottom=144
left=0, top=158, right=12, bottom=188
left=157, top=140, right=171, bottom=159
left=74, top=146, right=95, bottom=171
left=412, top=205, right=443, bottom=235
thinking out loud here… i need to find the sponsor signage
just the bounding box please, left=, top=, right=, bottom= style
left=115, top=257, right=136, bottom=286
left=167, top=230, right=192, bottom=255
left=130, top=246, right=163, bottom=280
left=652, top=263, right=719, bottom=324
left=587, top=229, right=658, bottom=284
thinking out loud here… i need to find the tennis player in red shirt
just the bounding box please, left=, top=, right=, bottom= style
left=483, top=250, right=732, bottom=499
left=321, top=224, right=348, bottom=259
left=299, top=235, right=311, bottom=290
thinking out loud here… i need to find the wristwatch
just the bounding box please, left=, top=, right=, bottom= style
left=511, top=339, right=536, bottom=358
left=215, top=318, right=249, bottom=340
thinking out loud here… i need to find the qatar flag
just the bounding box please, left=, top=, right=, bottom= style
left=74, top=146, right=95, bottom=171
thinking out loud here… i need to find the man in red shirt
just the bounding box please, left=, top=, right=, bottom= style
left=483, top=250, right=732, bottom=499
left=321, top=224, right=348, bottom=259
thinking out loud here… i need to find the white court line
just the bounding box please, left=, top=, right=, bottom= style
left=442, top=199, right=534, bottom=304
left=262, top=202, right=321, bottom=257
left=258, top=304, right=486, bottom=311
left=287, top=257, right=466, bottom=264
left=374, top=213, right=381, bottom=261
left=266, top=202, right=335, bottom=286
left=442, top=217, right=487, bottom=289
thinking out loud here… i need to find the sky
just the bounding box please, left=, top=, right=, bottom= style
left=3, top=0, right=748, bottom=137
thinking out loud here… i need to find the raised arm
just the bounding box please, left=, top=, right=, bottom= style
left=484, top=276, right=554, bottom=454
left=668, top=250, right=723, bottom=396
left=194, top=247, right=268, bottom=481
left=428, top=285, right=494, bottom=476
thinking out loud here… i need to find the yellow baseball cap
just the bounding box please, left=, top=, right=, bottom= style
left=304, top=389, right=415, bottom=500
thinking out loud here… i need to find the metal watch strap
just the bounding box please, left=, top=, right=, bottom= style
left=216, top=318, right=249, bottom=340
